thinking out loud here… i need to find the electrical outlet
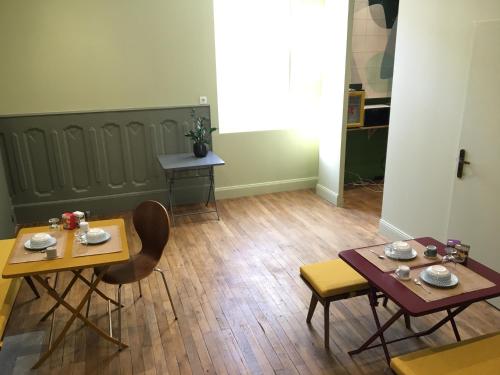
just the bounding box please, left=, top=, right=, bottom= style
left=199, top=96, right=208, bottom=105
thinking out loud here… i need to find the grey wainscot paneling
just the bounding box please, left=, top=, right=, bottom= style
left=0, top=106, right=212, bottom=223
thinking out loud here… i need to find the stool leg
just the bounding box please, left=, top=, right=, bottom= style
left=306, top=294, right=318, bottom=323
left=324, top=301, right=330, bottom=349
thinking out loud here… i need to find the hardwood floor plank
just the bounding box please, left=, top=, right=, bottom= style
left=5, top=188, right=500, bottom=374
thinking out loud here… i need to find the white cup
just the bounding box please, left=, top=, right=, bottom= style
left=79, top=221, right=89, bottom=233
left=45, top=246, right=57, bottom=260
left=395, top=265, right=410, bottom=279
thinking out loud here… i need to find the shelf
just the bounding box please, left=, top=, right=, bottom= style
left=347, top=125, right=388, bottom=132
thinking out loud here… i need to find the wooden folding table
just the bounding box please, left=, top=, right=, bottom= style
left=1, top=218, right=130, bottom=369
left=339, top=237, right=500, bottom=364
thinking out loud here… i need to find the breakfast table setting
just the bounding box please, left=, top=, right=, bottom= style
left=339, top=237, right=500, bottom=364
left=1, top=212, right=130, bottom=369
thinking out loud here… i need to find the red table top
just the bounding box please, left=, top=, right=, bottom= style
left=339, top=237, right=500, bottom=316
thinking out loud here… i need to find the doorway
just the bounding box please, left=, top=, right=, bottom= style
left=343, top=0, right=399, bottom=212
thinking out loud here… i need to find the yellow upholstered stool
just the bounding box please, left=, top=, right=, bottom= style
left=300, top=259, right=369, bottom=348
left=391, top=331, right=500, bottom=375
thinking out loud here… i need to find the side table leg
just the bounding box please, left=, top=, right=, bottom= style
left=209, top=166, right=220, bottom=221
left=167, top=170, right=176, bottom=226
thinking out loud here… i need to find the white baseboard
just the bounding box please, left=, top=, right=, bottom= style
left=215, top=176, right=318, bottom=199
left=378, top=218, right=413, bottom=241
left=315, top=184, right=339, bottom=206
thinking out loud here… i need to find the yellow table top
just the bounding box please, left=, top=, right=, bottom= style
left=2, top=219, right=130, bottom=278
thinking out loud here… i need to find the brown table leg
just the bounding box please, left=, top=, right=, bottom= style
left=40, top=270, right=81, bottom=321
left=350, top=303, right=471, bottom=355
left=24, top=276, right=40, bottom=298
left=349, top=288, right=404, bottom=364
left=73, top=270, right=121, bottom=306
left=31, top=271, right=127, bottom=369
left=447, top=308, right=461, bottom=342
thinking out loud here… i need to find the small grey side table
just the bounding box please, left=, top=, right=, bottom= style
left=157, top=152, right=225, bottom=226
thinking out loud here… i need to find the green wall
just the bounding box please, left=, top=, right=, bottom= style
left=344, top=128, right=388, bottom=183
left=0, top=0, right=319, bottom=201
left=0, top=151, right=15, bottom=238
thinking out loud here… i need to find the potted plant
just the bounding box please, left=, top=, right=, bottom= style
left=184, top=111, right=217, bottom=157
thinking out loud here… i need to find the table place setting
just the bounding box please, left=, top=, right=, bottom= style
left=356, top=240, right=441, bottom=272
left=71, top=225, right=122, bottom=257
left=391, top=263, right=495, bottom=302
left=8, top=230, right=67, bottom=264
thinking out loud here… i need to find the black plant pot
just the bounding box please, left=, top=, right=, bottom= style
left=193, top=143, right=208, bottom=158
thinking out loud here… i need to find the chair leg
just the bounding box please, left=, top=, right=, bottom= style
left=138, top=280, right=142, bottom=298
left=24, top=276, right=40, bottom=298
left=306, top=294, right=319, bottom=323
left=383, top=296, right=389, bottom=307
left=324, top=301, right=330, bottom=349
left=118, top=284, right=123, bottom=350
left=154, top=268, right=177, bottom=320
left=85, top=273, right=94, bottom=318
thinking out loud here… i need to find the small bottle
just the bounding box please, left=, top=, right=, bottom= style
left=73, top=211, right=85, bottom=227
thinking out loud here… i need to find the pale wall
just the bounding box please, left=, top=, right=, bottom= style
left=380, top=0, right=500, bottom=240
left=0, top=0, right=319, bottom=201
left=316, top=0, right=353, bottom=206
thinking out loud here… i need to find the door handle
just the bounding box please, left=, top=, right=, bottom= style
left=457, top=149, right=471, bottom=179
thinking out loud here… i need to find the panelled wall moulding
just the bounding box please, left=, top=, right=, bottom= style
left=0, top=106, right=212, bottom=222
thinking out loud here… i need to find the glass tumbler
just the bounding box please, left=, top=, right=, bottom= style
left=48, top=218, right=60, bottom=231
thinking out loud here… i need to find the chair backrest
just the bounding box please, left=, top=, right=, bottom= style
left=133, top=200, right=170, bottom=263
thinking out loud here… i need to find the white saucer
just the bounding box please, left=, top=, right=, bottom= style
left=86, top=232, right=111, bottom=245
left=395, top=274, right=411, bottom=281
left=384, top=246, right=417, bottom=260
left=24, top=236, right=57, bottom=251
left=420, top=270, right=459, bottom=288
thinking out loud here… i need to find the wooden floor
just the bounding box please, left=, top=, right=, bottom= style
left=6, top=188, right=500, bottom=374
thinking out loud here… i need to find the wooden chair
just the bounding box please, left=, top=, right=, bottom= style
left=300, top=259, right=370, bottom=348
left=89, top=201, right=177, bottom=347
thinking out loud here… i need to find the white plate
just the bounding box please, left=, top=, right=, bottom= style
left=86, top=231, right=111, bottom=245
left=384, top=246, right=417, bottom=260
left=420, top=270, right=459, bottom=288
left=24, top=236, right=57, bottom=250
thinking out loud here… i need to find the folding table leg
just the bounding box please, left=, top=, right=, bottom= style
left=404, top=314, right=411, bottom=330
left=73, top=271, right=121, bottom=306
left=447, top=309, right=462, bottom=342
left=24, top=276, right=40, bottom=298
left=349, top=288, right=403, bottom=364
left=40, top=270, right=81, bottom=321
left=31, top=271, right=127, bottom=369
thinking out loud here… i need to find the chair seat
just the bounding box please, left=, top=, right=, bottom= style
left=0, top=239, right=22, bottom=348
left=300, top=259, right=368, bottom=298
left=391, top=332, right=500, bottom=375
left=95, top=253, right=158, bottom=285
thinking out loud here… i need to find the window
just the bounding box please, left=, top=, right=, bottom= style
left=214, top=0, right=325, bottom=133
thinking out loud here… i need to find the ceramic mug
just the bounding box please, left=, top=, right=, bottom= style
left=424, top=245, right=438, bottom=258
left=45, top=246, right=57, bottom=260
left=395, top=265, right=410, bottom=280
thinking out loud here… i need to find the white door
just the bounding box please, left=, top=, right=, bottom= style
left=447, top=19, right=500, bottom=308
